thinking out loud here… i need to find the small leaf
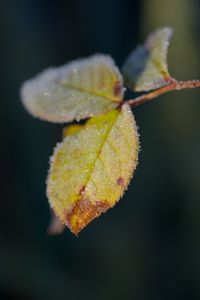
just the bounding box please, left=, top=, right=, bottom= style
left=21, top=55, right=124, bottom=123
left=47, top=104, right=139, bottom=235
left=62, top=124, right=83, bottom=137
left=122, top=27, right=175, bottom=92
left=48, top=210, right=65, bottom=235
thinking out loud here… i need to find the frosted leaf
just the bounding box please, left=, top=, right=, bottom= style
left=47, top=105, right=139, bottom=235
left=122, top=27, right=175, bottom=92
left=20, top=54, right=124, bottom=123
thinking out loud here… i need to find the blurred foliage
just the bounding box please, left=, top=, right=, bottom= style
left=0, top=0, right=200, bottom=300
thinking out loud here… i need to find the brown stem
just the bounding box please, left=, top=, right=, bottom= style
left=127, top=80, right=200, bottom=108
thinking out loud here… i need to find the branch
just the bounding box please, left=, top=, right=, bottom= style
left=127, top=80, right=200, bottom=108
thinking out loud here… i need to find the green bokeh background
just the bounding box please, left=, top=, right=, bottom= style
left=1, top=0, right=200, bottom=299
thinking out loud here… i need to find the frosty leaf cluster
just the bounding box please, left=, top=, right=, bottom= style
left=21, top=27, right=200, bottom=235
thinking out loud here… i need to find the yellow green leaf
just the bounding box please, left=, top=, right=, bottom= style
left=122, top=27, right=175, bottom=92
left=62, top=124, right=83, bottom=137
left=47, top=104, right=139, bottom=235
left=21, top=55, right=124, bottom=123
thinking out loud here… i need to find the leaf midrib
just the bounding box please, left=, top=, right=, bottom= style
left=81, top=110, right=120, bottom=198
left=60, top=81, right=121, bottom=103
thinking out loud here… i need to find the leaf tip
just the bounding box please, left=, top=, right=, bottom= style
left=64, top=196, right=111, bottom=235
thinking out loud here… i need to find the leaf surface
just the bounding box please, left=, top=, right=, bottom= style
left=21, top=55, right=124, bottom=123
left=47, top=104, right=139, bottom=235
left=122, top=27, right=175, bottom=92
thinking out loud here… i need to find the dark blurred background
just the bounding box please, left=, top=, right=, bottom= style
left=1, top=0, right=200, bottom=299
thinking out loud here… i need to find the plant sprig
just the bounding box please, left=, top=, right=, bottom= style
left=20, top=27, right=200, bottom=236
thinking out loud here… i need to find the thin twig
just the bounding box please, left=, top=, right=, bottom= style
left=127, top=80, right=200, bottom=108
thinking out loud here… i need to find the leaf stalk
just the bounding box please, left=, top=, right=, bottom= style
left=127, top=80, right=200, bottom=108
